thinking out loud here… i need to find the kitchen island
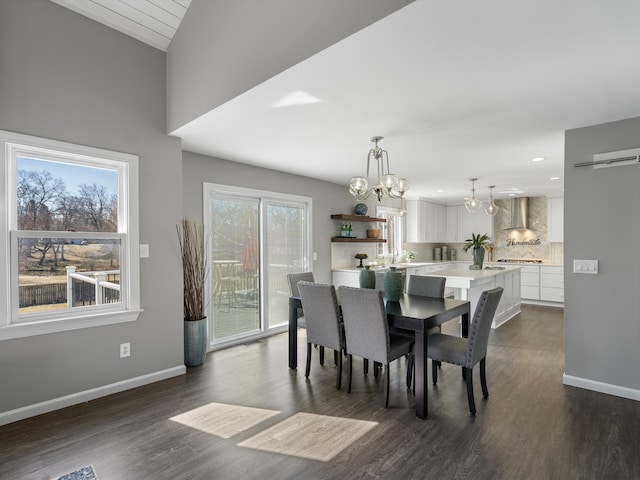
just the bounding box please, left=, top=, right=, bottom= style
left=332, top=262, right=454, bottom=292
left=424, top=265, right=521, bottom=328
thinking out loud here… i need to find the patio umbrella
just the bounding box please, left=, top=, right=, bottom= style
left=241, top=214, right=258, bottom=274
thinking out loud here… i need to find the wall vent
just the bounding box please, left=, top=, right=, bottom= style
left=574, top=147, right=640, bottom=169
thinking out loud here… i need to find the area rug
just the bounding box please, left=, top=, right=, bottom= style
left=56, top=464, right=98, bottom=480
left=169, top=402, right=280, bottom=439
left=238, top=412, right=378, bottom=461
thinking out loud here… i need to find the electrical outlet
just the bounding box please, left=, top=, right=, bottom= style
left=120, top=342, right=131, bottom=358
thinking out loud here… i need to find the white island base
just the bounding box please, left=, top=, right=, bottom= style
left=423, top=265, right=522, bottom=328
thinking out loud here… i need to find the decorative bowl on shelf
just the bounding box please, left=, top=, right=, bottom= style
left=354, top=203, right=368, bottom=216
left=367, top=228, right=381, bottom=239
left=354, top=253, right=368, bottom=268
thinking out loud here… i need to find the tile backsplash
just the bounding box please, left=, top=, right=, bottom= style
left=492, top=197, right=563, bottom=263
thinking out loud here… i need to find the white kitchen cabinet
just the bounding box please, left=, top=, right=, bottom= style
left=540, top=265, right=564, bottom=303
left=474, top=208, right=494, bottom=239
left=494, top=268, right=521, bottom=326
left=405, top=263, right=452, bottom=276
left=446, top=206, right=494, bottom=242
left=547, top=197, right=564, bottom=243
left=445, top=206, right=458, bottom=242
left=405, top=262, right=452, bottom=296
left=456, top=207, right=475, bottom=242
left=520, top=265, right=540, bottom=300
left=333, top=269, right=401, bottom=292
left=405, top=199, right=446, bottom=242
left=426, top=265, right=521, bottom=328
left=332, top=270, right=360, bottom=288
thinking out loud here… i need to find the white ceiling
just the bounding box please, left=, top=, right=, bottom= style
left=55, top=0, right=640, bottom=205
left=51, top=0, right=191, bottom=51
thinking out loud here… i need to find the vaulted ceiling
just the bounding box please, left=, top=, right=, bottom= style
left=52, top=1, right=640, bottom=205
left=51, top=0, right=191, bottom=51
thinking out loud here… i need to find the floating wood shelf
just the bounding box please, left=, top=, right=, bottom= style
left=330, top=214, right=386, bottom=222
left=331, top=237, right=386, bottom=243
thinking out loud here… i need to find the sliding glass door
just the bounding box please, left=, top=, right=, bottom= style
left=205, top=184, right=311, bottom=348
left=264, top=201, right=306, bottom=328
left=209, top=195, right=261, bottom=342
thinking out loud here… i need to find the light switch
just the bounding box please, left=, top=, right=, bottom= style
left=140, top=244, right=150, bottom=258
left=573, top=259, right=598, bottom=274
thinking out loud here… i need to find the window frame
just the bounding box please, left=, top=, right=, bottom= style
left=0, top=130, right=141, bottom=340
left=203, top=182, right=312, bottom=349
left=376, top=206, right=404, bottom=259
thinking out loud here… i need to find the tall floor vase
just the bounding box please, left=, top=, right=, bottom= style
left=184, top=317, right=207, bottom=367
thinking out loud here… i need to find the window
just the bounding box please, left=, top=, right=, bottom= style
left=0, top=131, right=141, bottom=339
left=376, top=206, right=404, bottom=261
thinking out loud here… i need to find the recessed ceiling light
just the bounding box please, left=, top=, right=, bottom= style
left=531, top=157, right=545, bottom=162
left=550, top=176, right=560, bottom=180
left=437, top=189, right=445, bottom=193
left=508, top=193, right=516, bottom=197
left=272, top=90, right=322, bottom=107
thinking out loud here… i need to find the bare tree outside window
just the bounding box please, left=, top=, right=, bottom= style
left=15, top=157, right=120, bottom=312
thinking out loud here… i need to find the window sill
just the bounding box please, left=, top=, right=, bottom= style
left=0, top=309, right=143, bottom=340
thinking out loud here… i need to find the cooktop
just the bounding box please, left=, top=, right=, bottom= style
left=496, top=258, right=543, bottom=264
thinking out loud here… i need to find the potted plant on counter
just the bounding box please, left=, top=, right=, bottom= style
left=403, top=250, right=416, bottom=263
left=177, top=217, right=209, bottom=367
left=462, top=233, right=491, bottom=270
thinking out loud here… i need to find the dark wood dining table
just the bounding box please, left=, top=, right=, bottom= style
left=288, top=293, right=471, bottom=419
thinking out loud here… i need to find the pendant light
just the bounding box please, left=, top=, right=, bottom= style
left=464, top=178, right=483, bottom=213
left=484, top=185, right=500, bottom=216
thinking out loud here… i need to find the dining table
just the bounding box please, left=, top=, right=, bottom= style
left=288, top=293, right=471, bottom=419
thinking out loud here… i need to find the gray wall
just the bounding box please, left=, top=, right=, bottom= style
left=564, top=116, right=640, bottom=395
left=0, top=0, right=184, bottom=415
left=167, top=0, right=413, bottom=132
left=182, top=151, right=354, bottom=285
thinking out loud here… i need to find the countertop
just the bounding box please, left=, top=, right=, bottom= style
left=332, top=261, right=453, bottom=273
left=486, top=261, right=564, bottom=267
left=333, top=260, right=562, bottom=273
left=426, top=264, right=522, bottom=280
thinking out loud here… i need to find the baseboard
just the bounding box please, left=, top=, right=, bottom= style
left=0, top=365, right=186, bottom=426
left=563, top=374, right=640, bottom=401
left=521, top=299, right=564, bottom=308
left=491, top=305, right=521, bottom=329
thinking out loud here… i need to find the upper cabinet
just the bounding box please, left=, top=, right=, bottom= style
left=406, top=201, right=494, bottom=243
left=446, top=205, right=494, bottom=242
left=547, top=197, right=564, bottom=243
left=405, top=199, right=447, bottom=242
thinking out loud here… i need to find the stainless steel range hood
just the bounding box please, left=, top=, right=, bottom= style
left=505, top=197, right=530, bottom=230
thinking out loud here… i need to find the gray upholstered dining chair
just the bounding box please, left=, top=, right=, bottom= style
left=338, top=286, right=414, bottom=407
left=403, top=275, right=447, bottom=387
left=287, top=271, right=314, bottom=328
left=427, top=286, right=503, bottom=415
left=287, top=271, right=314, bottom=298
left=406, top=275, right=447, bottom=298
left=288, top=272, right=332, bottom=364
left=297, top=281, right=345, bottom=389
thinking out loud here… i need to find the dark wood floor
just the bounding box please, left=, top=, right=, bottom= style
left=2, top=304, right=639, bottom=480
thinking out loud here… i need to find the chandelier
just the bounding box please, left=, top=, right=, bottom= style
left=349, top=136, right=409, bottom=201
